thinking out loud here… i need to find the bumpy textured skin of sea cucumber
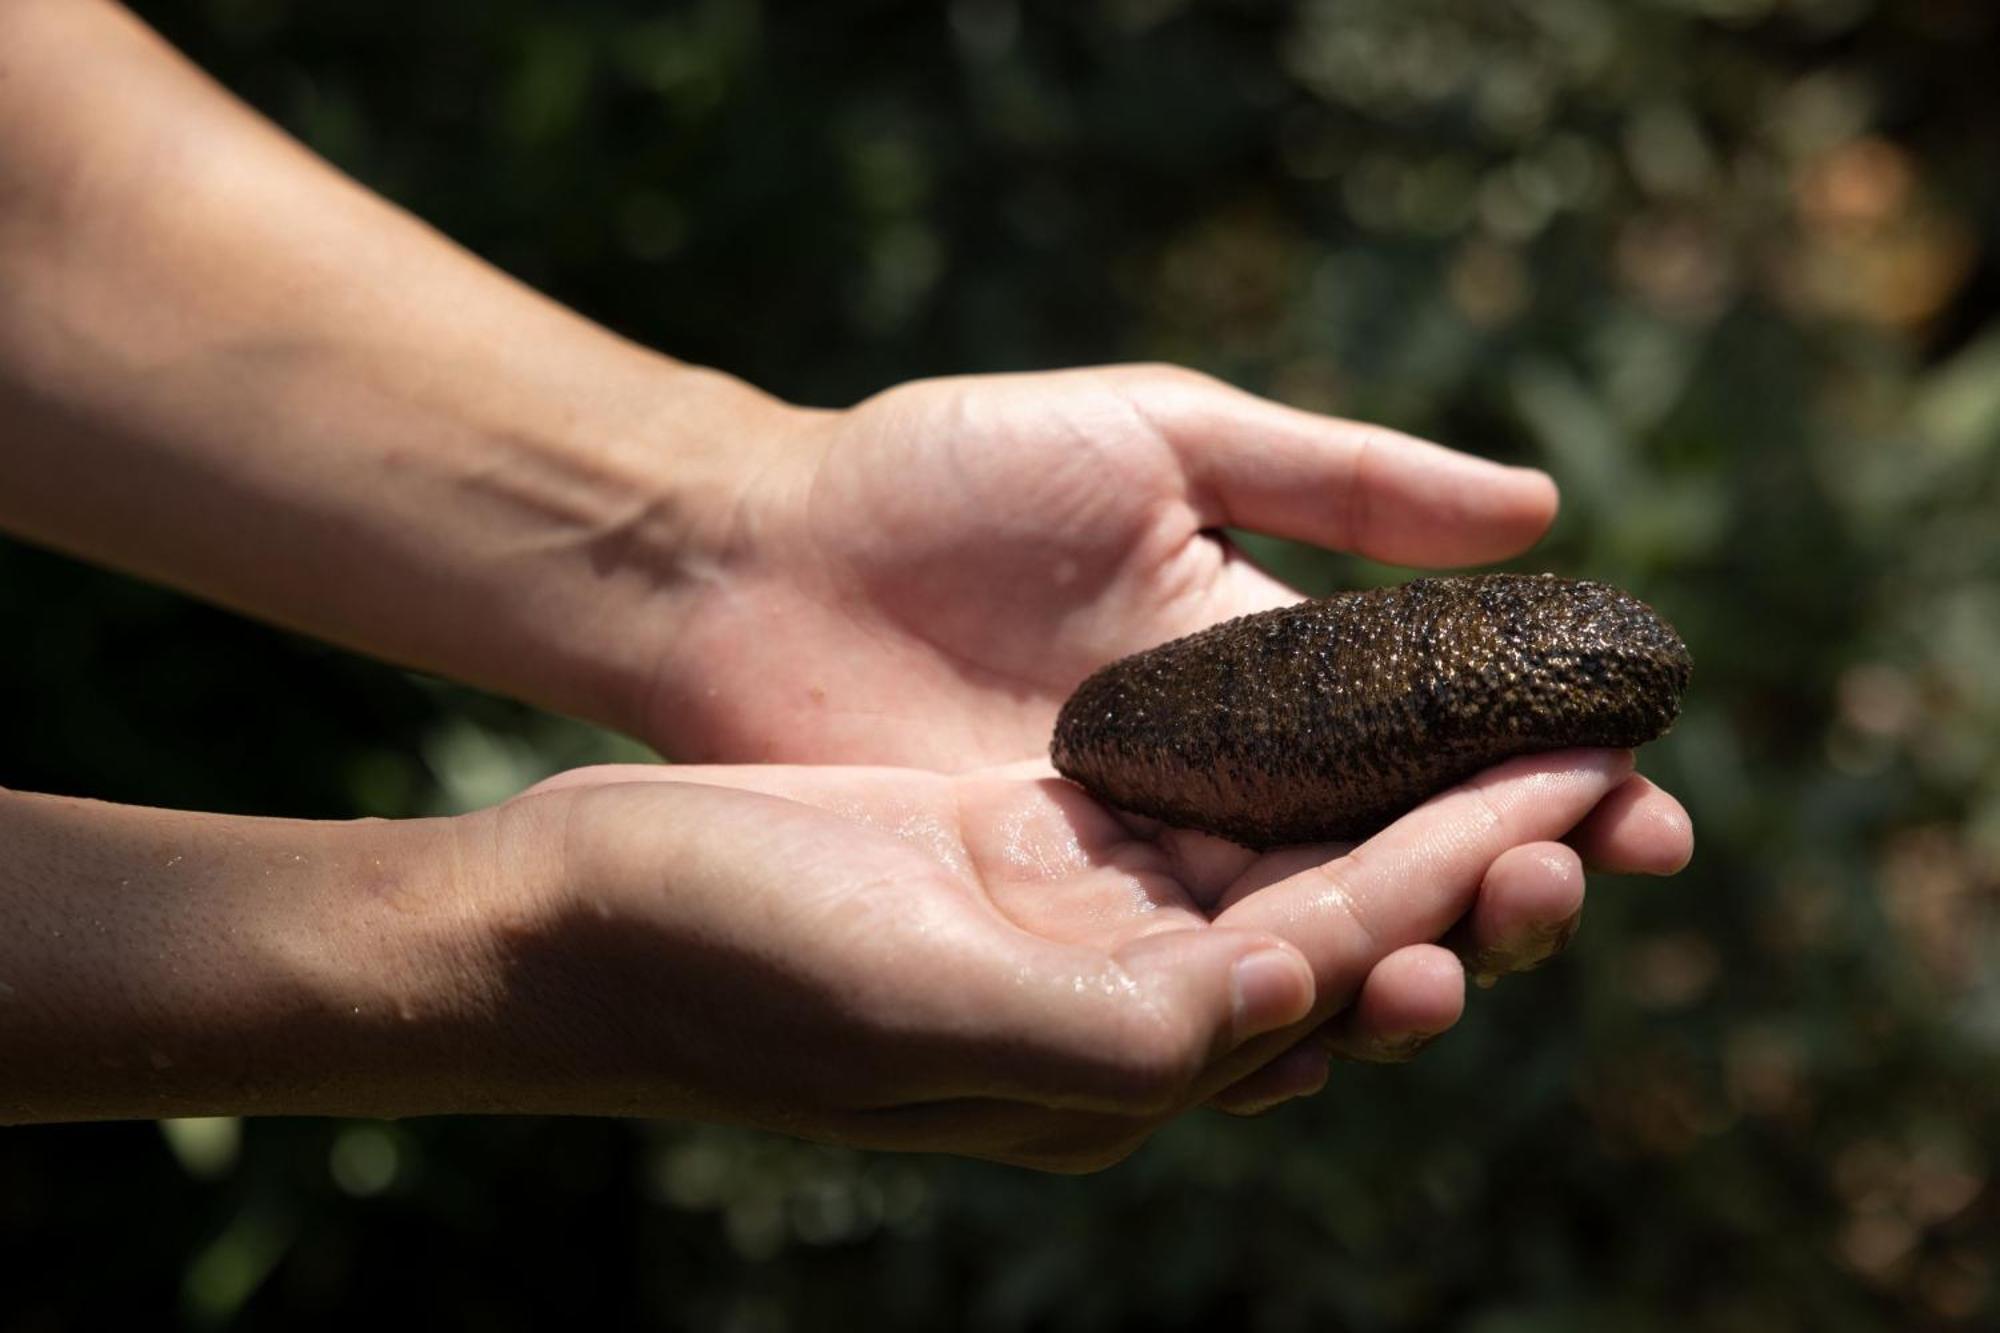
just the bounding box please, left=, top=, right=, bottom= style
left=1050, top=574, right=1691, bottom=850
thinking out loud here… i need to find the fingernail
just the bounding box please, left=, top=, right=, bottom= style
left=1369, top=1032, right=1438, bottom=1064
left=1534, top=912, right=1583, bottom=962
left=1506, top=913, right=1584, bottom=974
left=1470, top=912, right=1584, bottom=980
left=1231, top=948, right=1313, bottom=1042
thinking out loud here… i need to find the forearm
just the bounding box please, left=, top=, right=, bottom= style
left=0, top=785, right=525, bottom=1122
left=0, top=0, right=800, bottom=733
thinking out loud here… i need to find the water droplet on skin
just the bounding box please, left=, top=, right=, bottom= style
left=892, top=814, right=974, bottom=879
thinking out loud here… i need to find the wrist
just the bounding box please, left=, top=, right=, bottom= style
left=0, top=0, right=822, bottom=751
left=175, top=800, right=572, bottom=1119
left=544, top=356, right=829, bottom=752
left=265, top=806, right=539, bottom=1118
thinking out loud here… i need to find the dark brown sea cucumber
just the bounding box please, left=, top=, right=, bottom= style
left=1051, top=574, right=1691, bottom=849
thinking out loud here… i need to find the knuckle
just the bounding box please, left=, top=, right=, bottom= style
left=1306, top=854, right=1382, bottom=957
left=1311, top=845, right=1366, bottom=894
left=1434, top=773, right=1508, bottom=840
left=1114, top=360, right=1216, bottom=391
left=1462, top=782, right=1508, bottom=836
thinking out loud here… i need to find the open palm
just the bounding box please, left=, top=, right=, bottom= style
left=516, top=747, right=1637, bottom=1170
left=650, top=364, right=1564, bottom=769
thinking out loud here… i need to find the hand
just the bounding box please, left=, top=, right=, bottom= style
left=478, top=747, right=1641, bottom=1169
left=649, top=364, right=1560, bottom=769
left=642, top=363, right=1690, bottom=902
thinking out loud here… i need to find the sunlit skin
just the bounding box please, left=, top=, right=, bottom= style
left=0, top=748, right=1661, bottom=1168
left=641, top=366, right=1694, bottom=1086
left=661, top=363, right=1575, bottom=767
left=509, top=748, right=1680, bottom=1163
left=0, top=1, right=1693, bottom=1150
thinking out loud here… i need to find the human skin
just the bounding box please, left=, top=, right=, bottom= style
left=0, top=750, right=1634, bottom=1168
left=0, top=1, right=1694, bottom=1131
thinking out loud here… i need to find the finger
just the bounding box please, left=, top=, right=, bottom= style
left=1207, top=1039, right=1330, bottom=1116
left=1213, top=749, right=1634, bottom=1014
left=964, top=926, right=1317, bottom=1117
left=1129, top=368, right=1559, bottom=566
left=521, top=762, right=929, bottom=799
left=975, top=757, right=1064, bottom=782
left=1150, top=823, right=1265, bottom=910
left=792, top=923, right=1324, bottom=1170
left=1319, top=944, right=1467, bottom=1063
left=1567, top=774, right=1694, bottom=875
left=1447, top=842, right=1585, bottom=982
left=520, top=763, right=668, bottom=796
left=1204, top=943, right=1467, bottom=1113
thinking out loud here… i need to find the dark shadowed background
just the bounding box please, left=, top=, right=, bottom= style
left=4, top=1, right=1998, bottom=1328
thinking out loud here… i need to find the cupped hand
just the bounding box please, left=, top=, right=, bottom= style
left=484, top=747, right=1649, bottom=1170
left=651, top=364, right=1559, bottom=770
left=642, top=362, right=1689, bottom=903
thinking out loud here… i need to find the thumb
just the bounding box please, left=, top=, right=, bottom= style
left=993, top=928, right=1315, bottom=1117
left=1122, top=365, right=1557, bottom=567
left=1117, top=926, right=1318, bottom=1055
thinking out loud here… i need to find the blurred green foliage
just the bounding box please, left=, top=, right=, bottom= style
left=5, top=0, right=1999, bottom=1328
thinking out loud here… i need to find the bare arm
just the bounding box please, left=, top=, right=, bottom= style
left=0, top=8, right=1691, bottom=1118
left=0, top=784, right=503, bottom=1121
left=0, top=0, right=799, bottom=734
left=0, top=3, right=1687, bottom=794
left=0, top=751, right=1636, bottom=1163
